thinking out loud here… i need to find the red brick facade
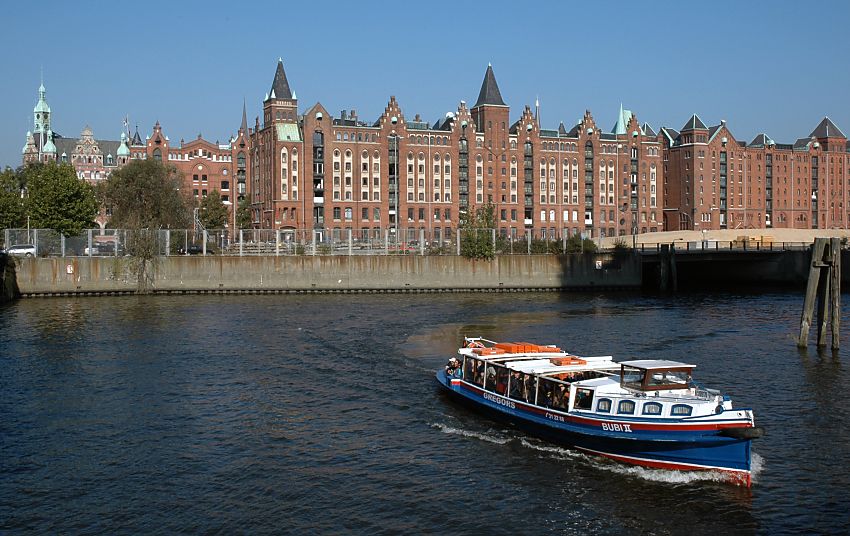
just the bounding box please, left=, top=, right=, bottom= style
left=248, top=61, right=664, bottom=240
left=662, top=116, right=849, bottom=231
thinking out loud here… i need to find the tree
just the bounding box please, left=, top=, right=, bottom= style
left=198, top=190, right=228, bottom=229
left=0, top=167, right=25, bottom=230
left=235, top=198, right=252, bottom=229
left=99, top=159, right=190, bottom=293
left=459, top=203, right=496, bottom=259
left=23, top=162, right=98, bottom=237
left=101, top=159, right=189, bottom=230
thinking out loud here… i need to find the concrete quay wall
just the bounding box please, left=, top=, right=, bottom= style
left=12, top=254, right=641, bottom=296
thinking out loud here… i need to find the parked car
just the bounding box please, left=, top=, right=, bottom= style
left=5, top=244, right=37, bottom=257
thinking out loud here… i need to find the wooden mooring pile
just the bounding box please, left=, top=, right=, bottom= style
left=798, top=238, right=841, bottom=350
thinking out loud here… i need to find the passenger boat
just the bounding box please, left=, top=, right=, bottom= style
left=436, top=337, right=764, bottom=486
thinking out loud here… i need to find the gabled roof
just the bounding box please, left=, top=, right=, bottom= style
left=708, top=124, right=723, bottom=143
left=793, top=137, right=813, bottom=151
left=749, top=133, right=774, bottom=148
left=660, top=127, right=679, bottom=145
left=809, top=117, right=846, bottom=139
left=566, top=123, right=581, bottom=137
left=269, top=59, right=293, bottom=100
left=473, top=64, right=506, bottom=108
left=681, top=114, right=707, bottom=131
left=558, top=122, right=568, bottom=135
left=641, top=122, right=656, bottom=137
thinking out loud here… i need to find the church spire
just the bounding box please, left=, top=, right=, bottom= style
left=473, top=64, right=506, bottom=108
left=269, top=59, right=293, bottom=100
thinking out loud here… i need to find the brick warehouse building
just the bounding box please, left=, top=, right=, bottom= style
left=21, top=82, right=248, bottom=229
left=249, top=60, right=664, bottom=242
left=661, top=115, right=850, bottom=231
left=22, top=62, right=850, bottom=238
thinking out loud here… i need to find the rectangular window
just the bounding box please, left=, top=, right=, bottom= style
left=362, top=208, right=368, bottom=220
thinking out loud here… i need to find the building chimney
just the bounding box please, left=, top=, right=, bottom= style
left=340, top=110, right=346, bottom=120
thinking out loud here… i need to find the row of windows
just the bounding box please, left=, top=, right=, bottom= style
left=596, top=398, right=692, bottom=416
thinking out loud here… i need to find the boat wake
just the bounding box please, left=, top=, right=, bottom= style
left=435, top=421, right=765, bottom=486
left=431, top=423, right=511, bottom=445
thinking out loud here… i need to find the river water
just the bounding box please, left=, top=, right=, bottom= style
left=1, top=291, right=848, bottom=535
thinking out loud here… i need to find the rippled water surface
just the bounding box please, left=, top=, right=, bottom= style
left=1, top=291, right=849, bottom=534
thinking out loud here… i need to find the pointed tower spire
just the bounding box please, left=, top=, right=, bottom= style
left=241, top=98, right=248, bottom=132
left=269, top=59, right=293, bottom=100
left=473, top=64, right=506, bottom=108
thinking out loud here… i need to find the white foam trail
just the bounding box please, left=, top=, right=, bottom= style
left=431, top=423, right=511, bottom=445
left=750, top=451, right=765, bottom=483
left=594, top=462, right=729, bottom=485
left=520, top=438, right=747, bottom=486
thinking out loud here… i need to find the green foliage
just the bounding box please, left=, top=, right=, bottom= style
left=198, top=190, right=228, bottom=229
left=100, top=159, right=190, bottom=230
left=23, top=162, right=98, bottom=236
left=612, top=237, right=632, bottom=254
left=565, top=234, right=597, bottom=254
left=99, top=159, right=190, bottom=293
left=530, top=239, right=563, bottom=254
left=0, top=167, right=25, bottom=230
left=459, top=203, right=495, bottom=260
left=236, top=198, right=252, bottom=229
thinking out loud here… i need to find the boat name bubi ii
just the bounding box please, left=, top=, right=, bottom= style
left=436, top=337, right=764, bottom=486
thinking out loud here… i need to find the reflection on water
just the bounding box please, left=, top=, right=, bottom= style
left=1, top=291, right=848, bottom=534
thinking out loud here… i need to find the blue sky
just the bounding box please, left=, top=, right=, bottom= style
left=2, top=0, right=849, bottom=168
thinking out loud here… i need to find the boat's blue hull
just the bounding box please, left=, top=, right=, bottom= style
left=436, top=370, right=754, bottom=484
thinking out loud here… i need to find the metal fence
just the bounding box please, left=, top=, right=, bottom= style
left=1, top=228, right=591, bottom=257
left=4, top=228, right=826, bottom=258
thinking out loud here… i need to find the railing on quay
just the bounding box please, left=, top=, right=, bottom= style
left=634, top=240, right=818, bottom=254
left=2, top=228, right=598, bottom=258
left=4, top=229, right=833, bottom=258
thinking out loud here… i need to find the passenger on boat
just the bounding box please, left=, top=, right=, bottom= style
left=523, top=374, right=536, bottom=403
left=445, top=358, right=462, bottom=378
left=540, top=383, right=553, bottom=408
left=509, top=372, right=523, bottom=400
left=553, top=384, right=568, bottom=409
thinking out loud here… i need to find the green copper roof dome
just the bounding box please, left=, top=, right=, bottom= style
left=117, top=132, right=130, bottom=156
left=43, top=131, right=56, bottom=154
left=33, top=84, right=50, bottom=114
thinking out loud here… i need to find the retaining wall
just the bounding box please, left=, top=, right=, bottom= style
left=11, top=253, right=641, bottom=296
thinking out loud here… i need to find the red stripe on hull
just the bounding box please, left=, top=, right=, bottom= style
left=576, top=446, right=752, bottom=487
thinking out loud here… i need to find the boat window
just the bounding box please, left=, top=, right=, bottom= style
left=642, top=402, right=663, bottom=415
left=621, top=366, right=645, bottom=390
left=617, top=400, right=636, bottom=415
left=646, top=369, right=692, bottom=390
left=596, top=398, right=612, bottom=413
left=466, top=358, right=484, bottom=387
left=671, top=404, right=693, bottom=416
left=486, top=364, right=509, bottom=396
left=574, top=388, right=594, bottom=410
